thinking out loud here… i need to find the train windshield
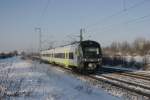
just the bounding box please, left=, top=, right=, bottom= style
left=80, top=40, right=101, bottom=58
left=83, top=47, right=100, bottom=58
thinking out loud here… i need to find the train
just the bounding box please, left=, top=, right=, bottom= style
left=40, top=40, right=102, bottom=73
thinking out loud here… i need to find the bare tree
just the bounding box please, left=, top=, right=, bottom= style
left=132, top=37, right=146, bottom=55
left=120, top=41, right=130, bottom=54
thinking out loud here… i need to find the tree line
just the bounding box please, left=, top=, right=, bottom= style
left=0, top=51, right=18, bottom=59
left=102, top=38, right=150, bottom=69
left=103, top=37, right=150, bottom=56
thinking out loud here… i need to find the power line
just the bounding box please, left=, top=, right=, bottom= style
left=85, top=0, right=149, bottom=29
left=35, top=0, right=51, bottom=51
left=88, top=13, right=150, bottom=35
left=127, top=0, right=149, bottom=10
left=125, top=14, right=150, bottom=24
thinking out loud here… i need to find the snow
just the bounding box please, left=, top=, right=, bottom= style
left=124, top=55, right=144, bottom=63
left=133, top=56, right=144, bottom=63
left=124, top=55, right=150, bottom=65
left=124, top=55, right=132, bottom=63
left=145, top=54, right=150, bottom=64
left=0, top=56, right=122, bottom=100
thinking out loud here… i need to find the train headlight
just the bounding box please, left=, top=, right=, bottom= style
left=88, top=63, right=92, bottom=67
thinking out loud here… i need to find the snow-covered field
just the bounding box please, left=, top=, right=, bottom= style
left=0, top=56, right=121, bottom=100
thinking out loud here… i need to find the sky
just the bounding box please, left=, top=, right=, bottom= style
left=0, top=0, right=150, bottom=52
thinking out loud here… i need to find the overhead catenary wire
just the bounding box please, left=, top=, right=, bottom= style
left=125, top=13, right=150, bottom=24
left=36, top=0, right=53, bottom=51
left=88, top=13, right=150, bottom=35
left=35, top=0, right=150, bottom=48
left=85, top=0, right=149, bottom=30
left=106, top=13, right=150, bottom=31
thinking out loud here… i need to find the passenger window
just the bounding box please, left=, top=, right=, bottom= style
left=69, top=52, right=74, bottom=59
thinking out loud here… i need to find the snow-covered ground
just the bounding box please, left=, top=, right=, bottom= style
left=124, top=55, right=150, bottom=65
left=0, top=56, right=122, bottom=100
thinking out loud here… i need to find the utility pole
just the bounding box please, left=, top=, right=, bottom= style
left=35, top=27, right=42, bottom=58
left=80, top=28, right=83, bottom=42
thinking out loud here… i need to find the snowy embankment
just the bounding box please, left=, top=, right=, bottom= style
left=0, top=56, right=121, bottom=100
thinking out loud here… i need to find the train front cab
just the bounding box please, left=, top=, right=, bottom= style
left=78, top=40, right=102, bottom=73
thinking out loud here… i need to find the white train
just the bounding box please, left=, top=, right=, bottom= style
left=41, top=40, right=102, bottom=73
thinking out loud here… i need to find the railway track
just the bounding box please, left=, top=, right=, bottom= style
left=31, top=58, right=150, bottom=98
left=100, top=66, right=150, bottom=81
left=89, top=74, right=150, bottom=97
left=89, top=75, right=150, bottom=98
left=94, top=67, right=150, bottom=97
left=56, top=65, right=150, bottom=98
left=49, top=64, right=150, bottom=98
left=130, top=71, right=150, bottom=77
left=117, top=72, right=150, bottom=81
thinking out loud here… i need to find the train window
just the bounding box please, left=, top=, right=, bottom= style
left=62, top=53, right=65, bottom=58
left=85, top=48, right=99, bottom=54
left=50, top=54, right=52, bottom=57
left=54, top=53, right=65, bottom=58
left=54, top=53, right=58, bottom=58
left=43, top=54, right=47, bottom=57
left=69, top=52, right=74, bottom=59
left=42, top=53, right=54, bottom=57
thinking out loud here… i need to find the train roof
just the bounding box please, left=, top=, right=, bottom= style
left=56, top=40, right=100, bottom=48
left=41, top=40, right=100, bottom=52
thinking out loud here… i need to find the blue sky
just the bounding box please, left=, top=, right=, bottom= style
left=0, top=0, right=150, bottom=52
